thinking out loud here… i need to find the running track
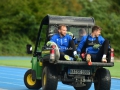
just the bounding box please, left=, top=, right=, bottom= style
left=0, top=66, right=120, bottom=90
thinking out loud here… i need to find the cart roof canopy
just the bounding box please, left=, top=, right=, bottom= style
left=41, top=14, right=95, bottom=26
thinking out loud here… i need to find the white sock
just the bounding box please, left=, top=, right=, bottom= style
left=102, top=54, right=106, bottom=58
left=73, top=51, right=77, bottom=56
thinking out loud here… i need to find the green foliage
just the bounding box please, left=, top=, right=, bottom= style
left=106, top=61, right=120, bottom=77
left=78, top=0, right=120, bottom=57
left=0, top=0, right=120, bottom=57
left=0, top=33, right=34, bottom=56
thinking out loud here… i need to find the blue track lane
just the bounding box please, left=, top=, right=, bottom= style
left=0, top=66, right=119, bottom=90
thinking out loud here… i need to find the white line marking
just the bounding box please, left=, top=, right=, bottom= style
left=0, top=70, right=25, bottom=74
left=0, top=72, right=23, bottom=77
left=111, top=88, right=120, bottom=90
left=0, top=88, right=7, bottom=90
left=0, top=76, right=22, bottom=81
left=0, top=81, right=24, bottom=87
left=0, top=65, right=30, bottom=69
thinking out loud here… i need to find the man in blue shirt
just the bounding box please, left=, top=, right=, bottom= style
left=50, top=24, right=80, bottom=61
left=77, top=25, right=109, bottom=63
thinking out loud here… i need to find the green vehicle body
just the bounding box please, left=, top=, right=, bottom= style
left=31, top=57, right=42, bottom=79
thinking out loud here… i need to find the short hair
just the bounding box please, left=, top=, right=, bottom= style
left=79, top=28, right=86, bottom=34
left=58, top=24, right=66, bottom=30
left=92, top=25, right=102, bottom=32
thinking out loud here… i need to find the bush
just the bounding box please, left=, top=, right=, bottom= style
left=0, top=33, right=34, bottom=56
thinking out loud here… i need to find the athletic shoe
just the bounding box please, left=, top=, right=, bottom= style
left=74, top=54, right=82, bottom=61
left=86, top=54, right=91, bottom=62
left=64, top=55, right=74, bottom=61
left=102, top=58, right=107, bottom=63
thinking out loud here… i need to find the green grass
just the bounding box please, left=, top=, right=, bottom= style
left=0, top=60, right=31, bottom=68
left=0, top=60, right=119, bottom=78
left=106, top=62, right=120, bottom=78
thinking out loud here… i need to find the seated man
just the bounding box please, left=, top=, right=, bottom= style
left=48, top=24, right=81, bottom=61
left=77, top=25, right=109, bottom=63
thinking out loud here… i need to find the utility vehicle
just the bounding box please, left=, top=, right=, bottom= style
left=24, top=15, right=114, bottom=90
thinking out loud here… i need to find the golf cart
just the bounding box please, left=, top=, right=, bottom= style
left=24, top=15, right=114, bottom=90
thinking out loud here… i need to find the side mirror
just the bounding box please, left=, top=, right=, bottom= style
left=26, top=44, right=32, bottom=54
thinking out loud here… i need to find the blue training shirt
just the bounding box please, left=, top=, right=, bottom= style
left=50, top=34, right=72, bottom=52
left=77, top=35, right=105, bottom=54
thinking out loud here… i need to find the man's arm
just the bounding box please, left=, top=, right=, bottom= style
left=67, top=34, right=75, bottom=50
left=98, top=35, right=111, bottom=48
left=50, top=35, right=56, bottom=43
left=98, top=35, right=105, bottom=45
left=67, top=32, right=77, bottom=44
left=77, top=36, right=87, bottom=54
left=46, top=35, right=57, bottom=47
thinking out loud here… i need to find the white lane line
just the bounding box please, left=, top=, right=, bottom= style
left=0, top=81, right=24, bottom=87
left=0, top=65, right=29, bottom=69
left=0, top=70, right=26, bottom=74
left=0, top=76, right=22, bottom=81
left=112, top=77, right=120, bottom=79
left=0, top=88, right=7, bottom=90
left=0, top=65, right=28, bottom=71
left=111, top=88, right=120, bottom=90
left=0, top=70, right=25, bottom=74
left=112, top=84, right=120, bottom=87
left=0, top=72, right=23, bottom=77
left=0, top=68, right=27, bottom=72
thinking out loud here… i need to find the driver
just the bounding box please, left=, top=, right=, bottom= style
left=78, top=28, right=87, bottom=41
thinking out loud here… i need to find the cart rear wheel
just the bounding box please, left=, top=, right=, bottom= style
left=94, top=68, right=111, bottom=90
left=42, top=65, right=58, bottom=90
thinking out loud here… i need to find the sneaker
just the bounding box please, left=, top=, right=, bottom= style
left=74, top=54, right=82, bottom=61
left=64, top=55, right=74, bottom=61
left=76, top=58, right=82, bottom=61
left=102, top=58, right=107, bottom=63
left=86, top=54, right=91, bottom=62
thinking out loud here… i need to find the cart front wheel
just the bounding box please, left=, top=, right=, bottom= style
left=24, top=69, right=42, bottom=89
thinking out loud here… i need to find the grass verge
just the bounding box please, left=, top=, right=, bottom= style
left=106, top=61, right=120, bottom=78
left=0, top=60, right=31, bottom=68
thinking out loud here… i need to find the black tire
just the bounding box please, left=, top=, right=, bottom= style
left=94, top=68, right=111, bottom=90
left=24, top=69, right=42, bottom=89
left=74, top=82, right=92, bottom=90
left=42, top=65, right=58, bottom=90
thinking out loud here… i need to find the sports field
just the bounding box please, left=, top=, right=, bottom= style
left=0, top=66, right=120, bottom=90
left=0, top=56, right=119, bottom=78
left=0, top=56, right=120, bottom=90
